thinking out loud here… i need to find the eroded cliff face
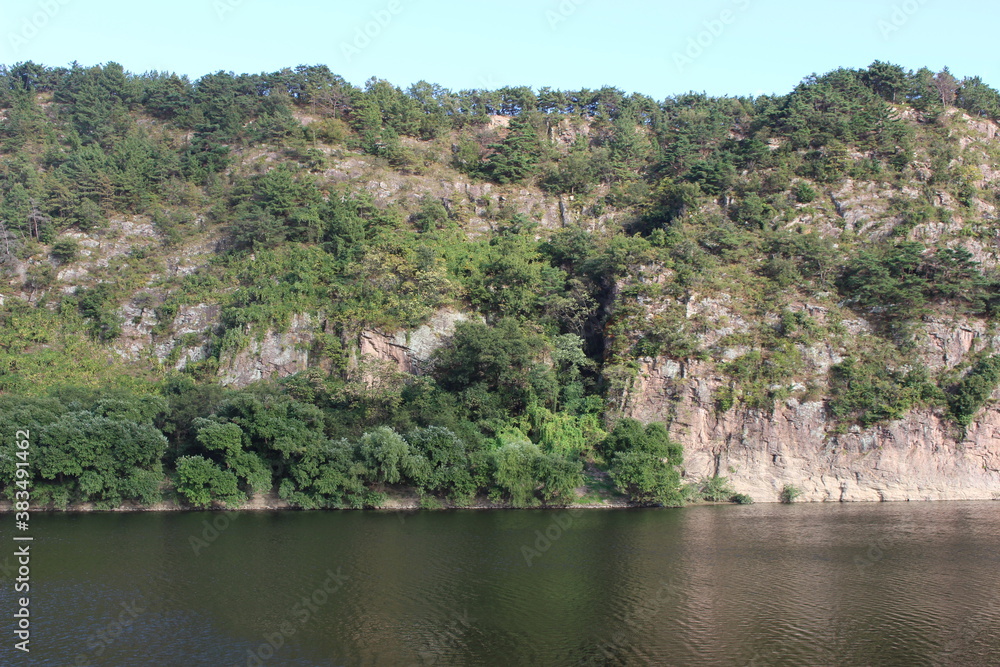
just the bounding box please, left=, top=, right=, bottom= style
left=357, top=309, right=474, bottom=375
left=614, top=110, right=1000, bottom=502
left=622, top=299, right=1000, bottom=503
left=627, top=357, right=1000, bottom=502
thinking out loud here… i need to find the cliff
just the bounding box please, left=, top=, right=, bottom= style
left=4, top=63, right=1000, bottom=506
left=627, top=358, right=1000, bottom=502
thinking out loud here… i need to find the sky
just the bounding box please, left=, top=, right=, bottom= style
left=2, top=0, right=996, bottom=98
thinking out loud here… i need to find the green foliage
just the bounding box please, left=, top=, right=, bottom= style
left=697, top=476, right=736, bottom=502
left=51, top=238, right=79, bottom=262
left=483, top=116, right=542, bottom=184
left=464, top=224, right=569, bottom=321
left=721, top=345, right=803, bottom=411
left=829, top=359, right=942, bottom=427
left=175, top=455, right=243, bottom=508
left=404, top=426, right=481, bottom=502
left=5, top=59, right=1000, bottom=512
left=838, top=242, right=992, bottom=325
left=489, top=437, right=583, bottom=507
left=600, top=419, right=684, bottom=506
left=432, top=318, right=553, bottom=423
left=957, top=76, right=1000, bottom=119
left=24, top=402, right=168, bottom=507
left=948, top=356, right=1000, bottom=428
left=75, top=283, right=124, bottom=341
left=609, top=451, right=683, bottom=506
left=792, top=181, right=818, bottom=204
left=358, top=427, right=428, bottom=486
left=490, top=438, right=544, bottom=507
left=779, top=484, right=801, bottom=503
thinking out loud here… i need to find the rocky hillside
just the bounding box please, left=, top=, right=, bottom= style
left=2, top=61, right=1000, bottom=507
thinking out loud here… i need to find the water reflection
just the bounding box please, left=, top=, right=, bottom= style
left=1, top=502, right=998, bottom=666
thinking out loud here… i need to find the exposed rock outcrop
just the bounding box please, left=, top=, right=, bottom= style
left=626, top=358, right=1000, bottom=503
left=358, top=308, right=475, bottom=374
left=220, top=313, right=314, bottom=386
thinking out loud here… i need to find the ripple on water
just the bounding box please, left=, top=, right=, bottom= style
left=8, top=502, right=1000, bottom=666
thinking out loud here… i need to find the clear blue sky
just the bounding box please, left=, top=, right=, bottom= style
left=3, top=0, right=996, bottom=98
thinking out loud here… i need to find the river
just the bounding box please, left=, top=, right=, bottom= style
left=1, top=501, right=998, bottom=666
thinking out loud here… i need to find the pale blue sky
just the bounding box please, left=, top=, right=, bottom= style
left=2, top=0, right=995, bottom=97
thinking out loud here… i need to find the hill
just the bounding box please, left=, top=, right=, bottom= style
left=1, top=61, right=999, bottom=508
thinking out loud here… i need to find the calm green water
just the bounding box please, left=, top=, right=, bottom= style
left=1, top=502, right=999, bottom=666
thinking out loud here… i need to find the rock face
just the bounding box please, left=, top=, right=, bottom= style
left=220, top=313, right=314, bottom=386
left=626, top=359, right=1000, bottom=503
left=358, top=309, right=474, bottom=374
left=212, top=308, right=473, bottom=387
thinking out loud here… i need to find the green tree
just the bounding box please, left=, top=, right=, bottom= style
left=601, top=419, right=684, bottom=506
left=358, top=427, right=429, bottom=486
left=483, top=116, right=542, bottom=184
left=175, top=455, right=244, bottom=508
left=432, top=319, right=551, bottom=422
left=862, top=61, right=907, bottom=103
left=957, top=76, right=1000, bottom=119
left=948, top=356, right=1000, bottom=428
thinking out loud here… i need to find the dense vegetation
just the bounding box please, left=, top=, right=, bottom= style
left=2, top=60, right=1000, bottom=508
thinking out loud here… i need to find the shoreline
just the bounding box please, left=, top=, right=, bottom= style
left=1, top=495, right=997, bottom=514
left=0, top=496, right=639, bottom=513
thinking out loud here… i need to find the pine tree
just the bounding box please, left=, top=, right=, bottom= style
left=484, top=116, right=542, bottom=184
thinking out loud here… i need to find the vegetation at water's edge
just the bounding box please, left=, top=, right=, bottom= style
left=2, top=60, right=1000, bottom=508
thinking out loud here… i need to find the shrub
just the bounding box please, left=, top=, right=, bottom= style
left=610, top=450, right=683, bottom=506
left=830, top=359, right=942, bottom=427
left=948, top=355, right=1000, bottom=428
left=51, top=238, right=79, bottom=263
left=601, top=419, right=684, bottom=506
left=418, top=495, right=445, bottom=510
left=175, top=455, right=244, bottom=508
left=698, top=475, right=736, bottom=502
left=793, top=181, right=818, bottom=204
left=780, top=484, right=801, bottom=503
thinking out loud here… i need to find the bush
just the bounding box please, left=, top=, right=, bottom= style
left=599, top=418, right=683, bottom=463
left=780, top=484, right=801, bottom=503
left=51, top=238, right=79, bottom=263
left=76, top=283, right=123, bottom=341
left=793, top=181, right=818, bottom=203
left=698, top=475, right=736, bottom=502
left=830, top=359, right=942, bottom=427
left=418, top=495, right=445, bottom=510
left=731, top=493, right=754, bottom=505
left=174, top=455, right=244, bottom=508
left=601, top=419, right=684, bottom=506
left=610, top=451, right=683, bottom=506
left=948, top=356, right=1000, bottom=428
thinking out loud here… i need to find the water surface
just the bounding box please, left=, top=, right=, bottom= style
left=1, top=502, right=998, bottom=666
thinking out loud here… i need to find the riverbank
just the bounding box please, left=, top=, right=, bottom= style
left=0, top=488, right=639, bottom=513
left=2, top=492, right=995, bottom=513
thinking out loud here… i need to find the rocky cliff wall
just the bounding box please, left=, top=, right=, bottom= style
left=626, top=357, right=1000, bottom=504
